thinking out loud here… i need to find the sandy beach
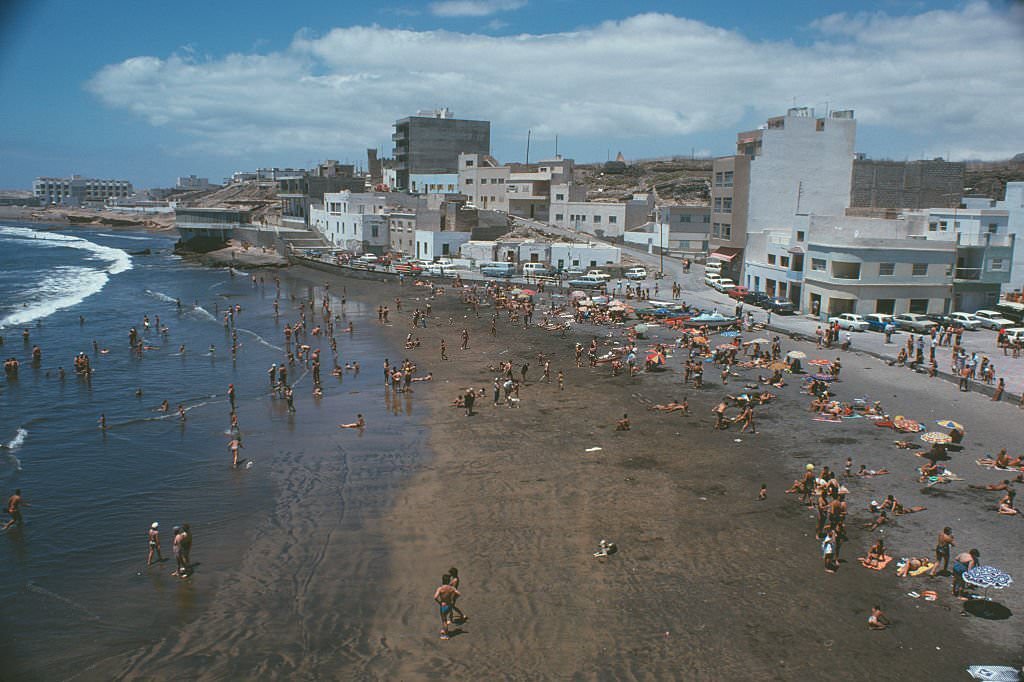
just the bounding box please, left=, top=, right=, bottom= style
left=32, top=263, right=1023, bottom=680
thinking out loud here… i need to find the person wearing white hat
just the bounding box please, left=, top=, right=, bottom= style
left=147, top=522, right=163, bottom=566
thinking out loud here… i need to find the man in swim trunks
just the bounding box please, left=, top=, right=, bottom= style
left=434, top=574, right=460, bottom=640
left=147, top=522, right=164, bottom=565
left=952, top=548, right=979, bottom=598
left=3, top=489, right=28, bottom=530
left=930, top=527, right=954, bottom=576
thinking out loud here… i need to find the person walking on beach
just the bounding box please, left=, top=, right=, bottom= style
left=461, top=328, right=469, bottom=350
left=447, top=567, right=467, bottom=624
left=171, top=526, right=184, bottom=576
left=440, top=339, right=448, bottom=361
left=930, top=527, right=954, bottom=576
left=147, top=522, right=164, bottom=565
left=3, top=489, right=29, bottom=531
left=464, top=389, right=475, bottom=417
left=434, top=574, right=460, bottom=640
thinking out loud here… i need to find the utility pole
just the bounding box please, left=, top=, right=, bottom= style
left=525, top=130, right=531, bottom=164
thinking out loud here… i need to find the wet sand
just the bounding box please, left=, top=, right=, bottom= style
left=79, top=268, right=1023, bottom=679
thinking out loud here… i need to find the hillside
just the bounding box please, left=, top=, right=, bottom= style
left=576, top=158, right=712, bottom=205
left=964, top=158, right=1024, bottom=200
left=169, top=182, right=281, bottom=223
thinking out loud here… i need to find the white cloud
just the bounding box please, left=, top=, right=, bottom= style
left=429, top=0, right=526, bottom=17
left=87, top=3, right=1024, bottom=162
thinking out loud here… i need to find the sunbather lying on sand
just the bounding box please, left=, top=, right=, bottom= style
left=894, top=440, right=916, bottom=449
left=649, top=399, right=689, bottom=414
left=856, top=466, right=889, bottom=477
left=970, top=479, right=1012, bottom=491
left=896, top=557, right=933, bottom=577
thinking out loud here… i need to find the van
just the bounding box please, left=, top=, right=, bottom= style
left=480, top=261, right=516, bottom=278
left=522, top=262, right=550, bottom=277
left=705, top=260, right=723, bottom=272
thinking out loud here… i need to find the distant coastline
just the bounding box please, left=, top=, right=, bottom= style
left=0, top=205, right=175, bottom=231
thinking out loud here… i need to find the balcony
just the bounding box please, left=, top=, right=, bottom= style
left=957, top=233, right=1013, bottom=247
left=954, top=268, right=981, bottom=281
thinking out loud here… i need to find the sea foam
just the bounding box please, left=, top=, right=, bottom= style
left=0, top=226, right=133, bottom=329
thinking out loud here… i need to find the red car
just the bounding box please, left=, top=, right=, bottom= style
left=727, top=286, right=749, bottom=300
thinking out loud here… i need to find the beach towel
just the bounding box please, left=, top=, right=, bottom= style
left=967, top=665, right=1022, bottom=681
left=858, top=555, right=893, bottom=571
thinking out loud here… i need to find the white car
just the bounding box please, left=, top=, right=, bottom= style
left=713, top=278, right=735, bottom=292
left=625, top=266, right=648, bottom=280
left=948, top=312, right=982, bottom=330
left=974, top=310, right=1015, bottom=330
left=354, top=253, right=378, bottom=262
left=1004, top=328, right=1024, bottom=345
left=586, top=270, right=611, bottom=282
left=828, top=313, right=870, bottom=332
left=704, top=273, right=722, bottom=287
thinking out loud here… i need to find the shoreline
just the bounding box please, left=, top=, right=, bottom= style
left=0, top=205, right=176, bottom=231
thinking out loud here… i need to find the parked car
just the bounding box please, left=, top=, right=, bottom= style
left=974, top=309, right=1015, bottom=330
left=765, top=298, right=795, bottom=314
left=354, top=253, right=378, bottom=263
left=704, top=273, right=722, bottom=287
left=567, top=274, right=609, bottom=289
left=564, top=265, right=587, bottom=276
left=713, top=278, right=736, bottom=293
left=728, top=286, right=749, bottom=300
left=864, top=313, right=895, bottom=333
left=828, top=313, right=870, bottom=332
left=927, top=313, right=957, bottom=328
left=586, top=270, right=612, bottom=282
left=522, top=262, right=550, bottom=277
left=893, top=313, right=937, bottom=333
left=480, top=262, right=516, bottom=278
left=949, top=312, right=982, bottom=330
left=624, top=266, right=648, bottom=280
left=1004, top=328, right=1024, bottom=345
left=744, top=291, right=771, bottom=307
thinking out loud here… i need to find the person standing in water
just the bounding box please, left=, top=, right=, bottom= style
left=147, top=522, right=164, bottom=565
left=3, top=489, right=28, bottom=531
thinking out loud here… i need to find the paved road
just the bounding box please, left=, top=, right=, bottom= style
left=511, top=216, right=1024, bottom=400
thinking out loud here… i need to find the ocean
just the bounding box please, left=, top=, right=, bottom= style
left=0, top=223, right=421, bottom=678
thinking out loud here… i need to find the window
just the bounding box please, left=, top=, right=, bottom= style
left=593, top=215, right=602, bottom=223
left=780, top=256, right=790, bottom=267
left=722, top=198, right=732, bottom=213
left=680, top=215, right=692, bottom=223
left=929, top=222, right=938, bottom=232
left=832, top=261, right=861, bottom=279
left=465, top=178, right=474, bottom=185
left=497, top=178, right=505, bottom=184
left=466, top=159, right=475, bottom=167
left=909, top=299, right=929, bottom=314
left=811, top=258, right=826, bottom=271
left=714, top=172, right=723, bottom=187
left=912, top=263, right=928, bottom=276
left=442, top=243, right=450, bottom=255
left=878, top=262, right=895, bottom=276
left=939, top=221, right=948, bottom=231
left=724, top=171, right=733, bottom=187
left=875, top=299, right=895, bottom=314
left=555, top=193, right=564, bottom=201
left=712, top=223, right=721, bottom=238
left=796, top=231, right=805, bottom=242
left=555, top=213, right=564, bottom=221
left=714, top=197, right=722, bottom=211
left=721, top=224, right=731, bottom=239
left=989, top=223, right=999, bottom=234
left=609, top=216, right=617, bottom=224
left=371, top=225, right=379, bottom=238
left=990, top=258, right=1005, bottom=271
left=767, top=254, right=776, bottom=265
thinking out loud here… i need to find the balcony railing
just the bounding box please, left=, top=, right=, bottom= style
left=957, top=233, right=1013, bottom=247
left=954, top=268, right=982, bottom=281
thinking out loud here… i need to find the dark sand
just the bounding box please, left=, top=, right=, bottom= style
left=83, top=267, right=1022, bottom=679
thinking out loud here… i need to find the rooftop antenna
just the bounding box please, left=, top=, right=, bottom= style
left=554, top=134, right=558, bottom=158
left=526, top=129, right=531, bottom=164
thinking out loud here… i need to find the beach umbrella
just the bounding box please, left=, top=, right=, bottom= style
left=920, top=431, right=952, bottom=444
left=808, top=359, right=832, bottom=366
left=634, top=324, right=650, bottom=335
left=936, top=419, right=964, bottom=431
left=893, top=417, right=923, bottom=432
left=746, top=337, right=771, bottom=344
left=717, top=343, right=737, bottom=350
left=570, top=290, right=587, bottom=299
left=810, top=373, right=836, bottom=381
left=719, top=330, right=739, bottom=338
left=964, top=565, right=1013, bottom=592
left=519, top=288, right=536, bottom=296
left=787, top=351, right=807, bottom=359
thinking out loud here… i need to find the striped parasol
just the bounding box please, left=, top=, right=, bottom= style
left=936, top=419, right=964, bottom=431
left=920, top=431, right=953, bottom=444
left=808, top=359, right=832, bottom=366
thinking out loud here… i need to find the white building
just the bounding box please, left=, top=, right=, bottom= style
left=549, top=242, right=621, bottom=271
left=413, top=230, right=472, bottom=261
left=743, top=212, right=1014, bottom=317
left=460, top=240, right=498, bottom=264
left=33, top=175, right=133, bottom=206
left=624, top=205, right=711, bottom=258
left=458, top=154, right=509, bottom=211
left=963, top=182, right=1024, bottom=293
left=550, top=193, right=655, bottom=239
left=309, top=191, right=390, bottom=254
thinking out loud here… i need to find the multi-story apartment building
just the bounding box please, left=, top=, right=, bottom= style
left=709, top=107, right=856, bottom=282
left=309, top=191, right=390, bottom=254
left=33, top=175, right=133, bottom=206
left=458, top=153, right=510, bottom=211
left=624, top=205, right=711, bottom=259
left=743, top=211, right=1014, bottom=317
left=276, top=161, right=365, bottom=228
left=963, top=182, right=1024, bottom=293
left=392, top=108, right=490, bottom=191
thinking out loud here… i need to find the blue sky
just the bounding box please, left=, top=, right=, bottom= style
left=1, top=0, right=1022, bottom=190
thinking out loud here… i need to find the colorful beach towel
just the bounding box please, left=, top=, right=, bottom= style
left=858, top=555, right=894, bottom=571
